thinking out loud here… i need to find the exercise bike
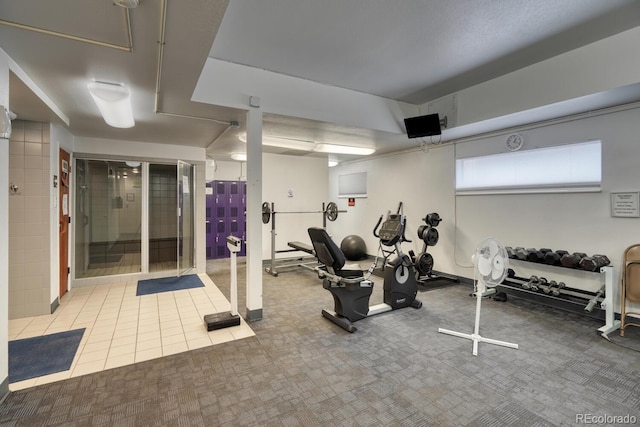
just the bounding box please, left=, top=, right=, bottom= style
left=308, top=202, right=422, bottom=333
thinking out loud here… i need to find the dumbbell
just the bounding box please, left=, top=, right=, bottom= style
left=560, top=252, right=587, bottom=268
left=527, top=248, right=552, bottom=263
left=530, top=277, right=547, bottom=292
left=541, top=280, right=557, bottom=294
left=550, top=282, right=566, bottom=297
left=543, top=250, right=569, bottom=266
left=579, top=254, right=611, bottom=272
left=522, top=275, right=538, bottom=290
left=505, top=247, right=516, bottom=259
left=514, top=247, right=529, bottom=261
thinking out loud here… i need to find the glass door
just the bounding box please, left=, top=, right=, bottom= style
left=74, top=159, right=142, bottom=278
left=178, top=161, right=195, bottom=275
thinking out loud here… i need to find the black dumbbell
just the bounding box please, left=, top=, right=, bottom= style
left=526, top=248, right=538, bottom=262
left=522, top=275, right=538, bottom=290
left=505, top=247, right=516, bottom=259
left=579, top=254, right=611, bottom=272
left=543, top=250, right=569, bottom=266
left=550, top=281, right=566, bottom=297
left=514, top=247, right=529, bottom=260
left=527, top=248, right=552, bottom=263
left=560, top=252, right=587, bottom=268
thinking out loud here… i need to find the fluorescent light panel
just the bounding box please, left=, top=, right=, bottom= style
left=88, top=81, right=135, bottom=128
left=263, top=136, right=316, bottom=151
left=314, top=143, right=375, bottom=155
left=238, top=133, right=375, bottom=155
left=231, top=153, right=247, bottom=161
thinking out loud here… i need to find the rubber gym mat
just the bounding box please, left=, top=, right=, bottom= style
left=136, top=274, right=204, bottom=296
left=9, top=328, right=85, bottom=383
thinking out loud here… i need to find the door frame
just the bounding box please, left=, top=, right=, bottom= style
left=59, top=149, right=71, bottom=297
left=177, top=160, right=195, bottom=276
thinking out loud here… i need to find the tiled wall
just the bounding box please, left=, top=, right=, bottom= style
left=8, top=120, right=51, bottom=319
left=150, top=166, right=177, bottom=240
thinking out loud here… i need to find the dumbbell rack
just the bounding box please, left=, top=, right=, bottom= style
left=498, top=261, right=618, bottom=336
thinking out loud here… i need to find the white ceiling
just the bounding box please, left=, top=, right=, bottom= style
left=1, top=0, right=639, bottom=163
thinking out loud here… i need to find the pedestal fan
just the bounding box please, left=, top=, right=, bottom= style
left=439, top=238, right=518, bottom=356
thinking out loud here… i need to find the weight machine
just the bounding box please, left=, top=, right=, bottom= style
left=262, top=201, right=345, bottom=276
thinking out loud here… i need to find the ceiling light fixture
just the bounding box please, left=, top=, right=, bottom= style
left=0, top=105, right=12, bottom=139
left=238, top=132, right=374, bottom=155
left=263, top=136, right=316, bottom=151
left=230, top=153, right=247, bottom=162
left=314, top=143, right=375, bottom=155
left=113, top=0, right=139, bottom=8
left=87, top=81, right=135, bottom=128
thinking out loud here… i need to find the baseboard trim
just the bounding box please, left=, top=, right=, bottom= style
left=50, top=297, right=60, bottom=314
left=433, top=270, right=473, bottom=286
left=245, top=308, right=263, bottom=322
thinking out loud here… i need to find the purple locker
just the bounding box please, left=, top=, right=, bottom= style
left=205, top=182, right=215, bottom=259
left=208, top=180, right=247, bottom=259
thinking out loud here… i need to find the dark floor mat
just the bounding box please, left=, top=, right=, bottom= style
left=9, top=328, right=85, bottom=383
left=136, top=274, right=204, bottom=296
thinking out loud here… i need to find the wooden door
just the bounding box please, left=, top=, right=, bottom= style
left=59, top=149, right=70, bottom=297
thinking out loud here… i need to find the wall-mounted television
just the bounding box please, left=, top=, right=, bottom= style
left=404, top=113, right=441, bottom=138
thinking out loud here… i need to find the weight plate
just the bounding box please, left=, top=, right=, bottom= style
left=416, top=252, right=434, bottom=275
left=326, top=202, right=339, bottom=221
left=417, top=225, right=428, bottom=240
left=425, top=212, right=442, bottom=227
left=423, top=227, right=439, bottom=246
left=261, top=202, right=271, bottom=224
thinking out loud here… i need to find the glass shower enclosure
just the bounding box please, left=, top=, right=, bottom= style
left=74, top=158, right=195, bottom=280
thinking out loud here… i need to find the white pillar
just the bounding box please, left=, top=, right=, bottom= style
left=245, top=100, right=263, bottom=320
left=0, top=47, right=10, bottom=399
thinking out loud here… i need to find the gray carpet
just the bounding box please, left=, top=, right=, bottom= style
left=1, top=257, right=639, bottom=426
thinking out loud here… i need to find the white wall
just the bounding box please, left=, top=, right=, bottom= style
left=435, top=27, right=640, bottom=127
left=262, top=153, right=329, bottom=260
left=195, top=58, right=417, bottom=134
left=328, top=146, right=456, bottom=270
left=207, top=159, right=245, bottom=182
left=329, top=105, right=640, bottom=315
left=74, top=137, right=205, bottom=162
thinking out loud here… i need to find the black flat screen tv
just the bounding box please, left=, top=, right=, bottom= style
left=404, top=113, right=441, bottom=138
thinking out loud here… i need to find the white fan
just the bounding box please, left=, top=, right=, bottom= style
left=438, top=238, right=518, bottom=356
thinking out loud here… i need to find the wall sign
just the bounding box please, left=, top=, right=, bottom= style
left=611, top=192, right=640, bottom=217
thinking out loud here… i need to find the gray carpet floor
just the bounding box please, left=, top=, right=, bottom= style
left=1, top=257, right=640, bottom=426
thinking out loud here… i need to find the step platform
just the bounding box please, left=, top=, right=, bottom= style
left=204, top=312, right=241, bottom=331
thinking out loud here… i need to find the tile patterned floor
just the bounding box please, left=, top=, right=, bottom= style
left=8, top=273, right=254, bottom=391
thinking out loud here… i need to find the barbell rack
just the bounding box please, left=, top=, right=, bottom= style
left=263, top=201, right=346, bottom=276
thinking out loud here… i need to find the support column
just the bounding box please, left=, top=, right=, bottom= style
left=245, top=99, right=263, bottom=321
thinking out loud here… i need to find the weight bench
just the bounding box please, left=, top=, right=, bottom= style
left=287, top=241, right=314, bottom=255
left=264, top=240, right=318, bottom=276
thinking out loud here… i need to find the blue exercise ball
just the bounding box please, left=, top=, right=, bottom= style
left=340, top=235, right=367, bottom=261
